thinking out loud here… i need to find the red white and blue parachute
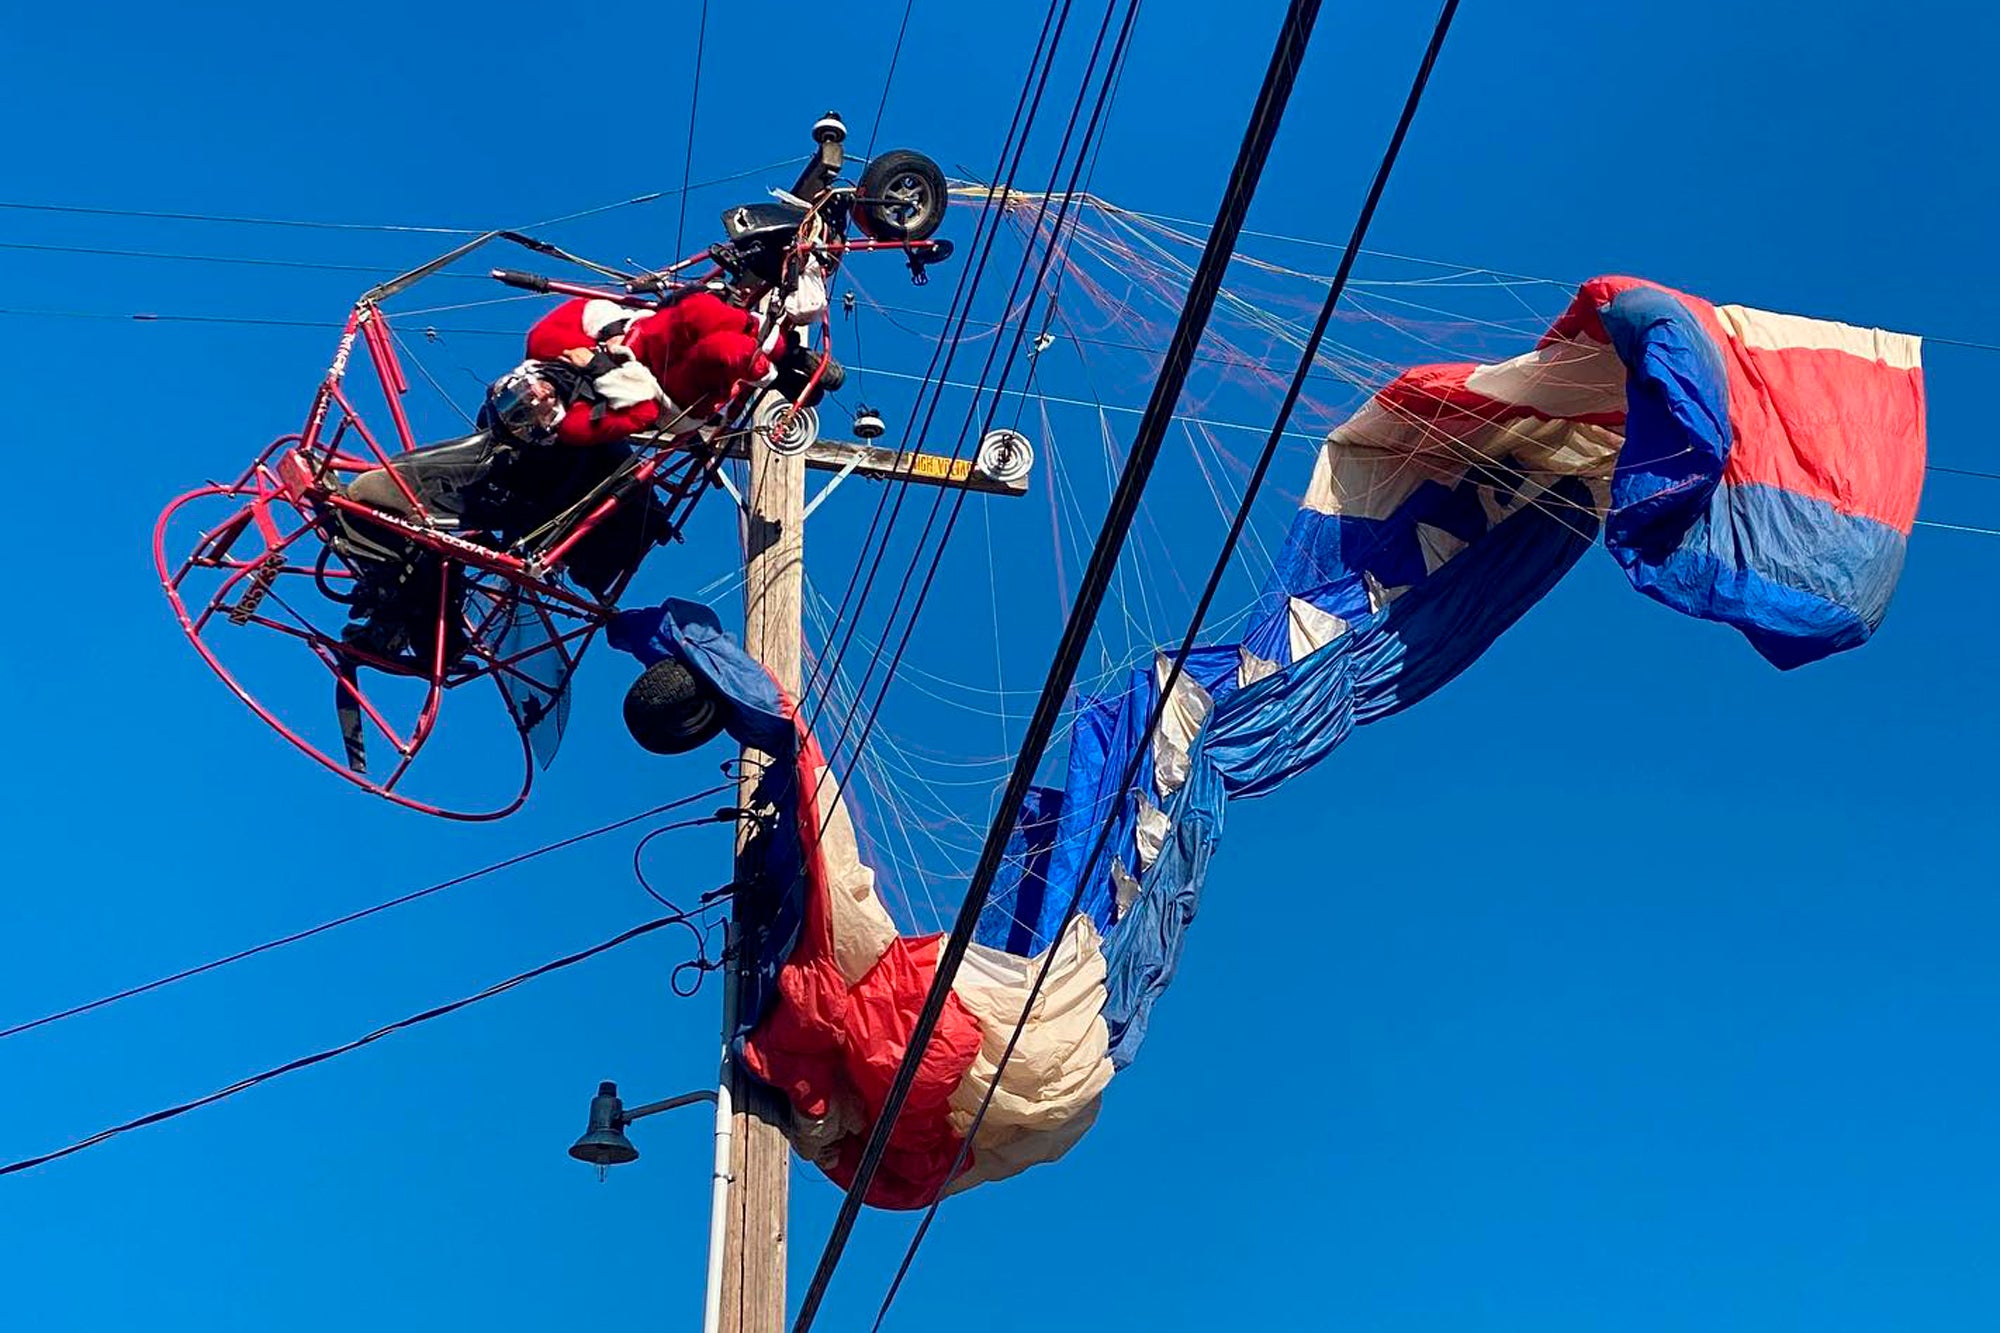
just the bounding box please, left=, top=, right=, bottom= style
left=615, top=275, right=1927, bottom=1207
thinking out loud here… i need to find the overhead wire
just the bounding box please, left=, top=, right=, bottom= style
left=0, top=199, right=478, bottom=234
left=806, top=0, right=1142, bottom=786
left=866, top=3, right=1462, bottom=1323
left=0, top=162, right=789, bottom=240
left=674, top=0, right=709, bottom=258
left=0, top=784, right=734, bottom=1043
left=863, top=0, right=921, bottom=160
left=789, top=0, right=1323, bottom=1321
left=795, top=0, right=1098, bottom=791
left=0, top=911, right=715, bottom=1178
left=796, top=0, right=1080, bottom=722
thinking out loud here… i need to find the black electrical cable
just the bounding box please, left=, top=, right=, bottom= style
left=0, top=784, right=733, bottom=1042
left=674, top=0, right=709, bottom=258
left=789, top=0, right=1324, bottom=1321
left=0, top=912, right=704, bottom=1178
left=867, top=4, right=1462, bottom=1324
left=813, top=0, right=1141, bottom=789
left=796, top=0, right=1078, bottom=724
left=863, top=0, right=920, bottom=160
left=807, top=0, right=1138, bottom=779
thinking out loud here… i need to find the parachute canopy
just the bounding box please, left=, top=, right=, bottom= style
left=615, top=274, right=1927, bottom=1208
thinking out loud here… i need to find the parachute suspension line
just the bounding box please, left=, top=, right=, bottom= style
left=1915, top=518, right=2000, bottom=537
left=849, top=286, right=871, bottom=403
left=785, top=0, right=1145, bottom=958
left=0, top=785, right=734, bottom=1043
left=790, top=0, right=1328, bottom=1319
left=800, top=583, right=965, bottom=929
left=794, top=0, right=1077, bottom=731
left=674, top=0, right=709, bottom=258
left=1930, top=463, right=2000, bottom=483
left=983, top=499, right=1010, bottom=757
left=0, top=911, right=723, bottom=1179
left=1025, top=261, right=1171, bottom=659
left=390, top=326, right=477, bottom=428
left=800, top=0, right=1133, bottom=782
left=1929, top=334, right=2000, bottom=354
left=1039, top=394, right=1075, bottom=624
left=807, top=62, right=1114, bottom=760
left=1068, top=197, right=1613, bottom=541
left=866, top=2, right=1464, bottom=1324
left=805, top=0, right=1141, bottom=841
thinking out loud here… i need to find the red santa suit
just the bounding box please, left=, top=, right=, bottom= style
left=525, top=293, right=780, bottom=444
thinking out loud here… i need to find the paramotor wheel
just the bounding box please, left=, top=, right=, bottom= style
left=623, top=657, right=727, bottom=755
left=855, top=149, right=949, bottom=243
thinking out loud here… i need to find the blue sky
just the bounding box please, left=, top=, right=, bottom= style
left=3, top=2, right=1998, bottom=1330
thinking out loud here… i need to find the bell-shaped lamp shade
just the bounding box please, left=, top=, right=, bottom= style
left=569, top=1081, right=639, bottom=1167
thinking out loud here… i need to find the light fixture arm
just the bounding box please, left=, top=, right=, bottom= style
left=619, top=1088, right=719, bottom=1125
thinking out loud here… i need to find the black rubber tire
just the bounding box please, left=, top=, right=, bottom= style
left=854, top=149, right=948, bottom=243
left=623, top=657, right=727, bottom=755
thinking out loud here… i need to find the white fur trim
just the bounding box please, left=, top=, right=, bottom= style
left=594, top=359, right=663, bottom=410
left=581, top=299, right=654, bottom=341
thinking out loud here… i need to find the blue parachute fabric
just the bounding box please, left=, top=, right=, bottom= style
left=998, top=274, right=1925, bottom=1067
left=1587, top=278, right=1925, bottom=669
left=613, top=278, right=1924, bottom=1130
left=607, top=599, right=800, bottom=1046
left=1101, top=735, right=1224, bottom=1068
left=984, top=785, right=1065, bottom=956
left=1347, top=474, right=1601, bottom=725
left=1600, top=283, right=1734, bottom=561
left=1019, top=668, right=1156, bottom=952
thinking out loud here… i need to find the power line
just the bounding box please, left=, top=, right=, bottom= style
left=0, top=162, right=787, bottom=240
left=0, top=238, right=467, bottom=278
left=868, top=2, right=1461, bottom=1323
left=674, top=0, right=709, bottom=258
left=807, top=0, right=1139, bottom=786
left=5, top=297, right=1996, bottom=514
left=0, top=911, right=710, bottom=1178
left=795, top=0, right=1086, bottom=731
left=789, top=0, right=1326, bottom=1321
left=0, top=785, right=734, bottom=1043
left=864, top=0, right=921, bottom=160
left=0, top=199, right=477, bottom=234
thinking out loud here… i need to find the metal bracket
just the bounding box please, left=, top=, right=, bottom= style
left=713, top=464, right=749, bottom=513
left=801, top=451, right=866, bottom=522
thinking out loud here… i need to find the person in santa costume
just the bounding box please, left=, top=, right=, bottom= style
left=332, top=286, right=841, bottom=659
left=525, top=287, right=844, bottom=437
left=330, top=349, right=679, bottom=660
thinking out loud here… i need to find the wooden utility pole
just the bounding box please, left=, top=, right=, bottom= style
left=722, top=432, right=803, bottom=1333
left=703, top=419, right=1033, bottom=1332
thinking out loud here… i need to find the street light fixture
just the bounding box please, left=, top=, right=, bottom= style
left=568, top=1080, right=717, bottom=1171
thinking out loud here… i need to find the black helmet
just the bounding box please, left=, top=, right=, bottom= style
left=479, top=362, right=564, bottom=445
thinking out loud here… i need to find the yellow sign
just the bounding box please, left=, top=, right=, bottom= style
left=907, top=453, right=974, bottom=482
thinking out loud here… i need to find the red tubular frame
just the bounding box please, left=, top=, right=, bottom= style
left=152, top=235, right=741, bottom=819
left=154, top=205, right=940, bottom=819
